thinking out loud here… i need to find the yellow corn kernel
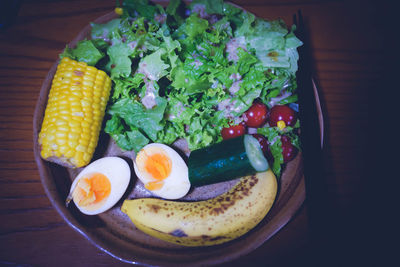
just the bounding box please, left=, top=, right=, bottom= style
left=277, top=120, right=286, bottom=130
left=54, top=120, right=66, bottom=127
left=115, top=7, right=123, bottom=15
left=38, top=57, right=112, bottom=168
left=68, top=120, right=81, bottom=129
left=71, top=89, right=83, bottom=98
left=82, top=90, right=93, bottom=98
left=56, top=138, right=67, bottom=146
left=71, top=114, right=84, bottom=121
left=71, top=105, right=83, bottom=114
left=59, top=145, right=69, bottom=155
left=79, top=138, right=90, bottom=148
left=56, top=131, right=67, bottom=138
left=68, top=132, right=80, bottom=141
left=65, top=149, right=75, bottom=158
left=74, top=151, right=84, bottom=167
left=68, top=139, right=79, bottom=149
left=83, top=153, right=92, bottom=163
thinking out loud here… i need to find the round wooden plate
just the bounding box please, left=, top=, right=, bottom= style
left=33, top=10, right=323, bottom=266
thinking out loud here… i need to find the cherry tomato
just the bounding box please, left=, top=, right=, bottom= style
left=269, top=105, right=297, bottom=127
left=252, top=134, right=271, bottom=159
left=281, top=135, right=298, bottom=163
left=221, top=123, right=246, bottom=140
left=243, top=102, right=268, bottom=128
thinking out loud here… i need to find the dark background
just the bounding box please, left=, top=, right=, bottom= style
left=0, top=0, right=390, bottom=266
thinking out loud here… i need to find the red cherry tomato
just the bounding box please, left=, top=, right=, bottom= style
left=281, top=135, right=298, bottom=163
left=269, top=105, right=297, bottom=127
left=252, top=134, right=271, bottom=159
left=243, top=102, right=268, bottom=128
left=221, top=123, right=246, bottom=140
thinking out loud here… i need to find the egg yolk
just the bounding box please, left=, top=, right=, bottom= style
left=72, top=173, right=111, bottom=207
left=145, top=180, right=164, bottom=191
left=136, top=147, right=172, bottom=191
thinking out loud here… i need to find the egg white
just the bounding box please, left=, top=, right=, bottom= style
left=69, top=157, right=131, bottom=215
left=134, top=143, right=190, bottom=200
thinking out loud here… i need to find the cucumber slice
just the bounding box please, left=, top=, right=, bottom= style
left=188, top=135, right=270, bottom=187
left=244, top=135, right=269, bottom=172
left=188, top=136, right=255, bottom=187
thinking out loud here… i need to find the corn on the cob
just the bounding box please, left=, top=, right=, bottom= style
left=38, top=57, right=112, bottom=168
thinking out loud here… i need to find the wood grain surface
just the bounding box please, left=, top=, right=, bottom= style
left=0, top=0, right=388, bottom=266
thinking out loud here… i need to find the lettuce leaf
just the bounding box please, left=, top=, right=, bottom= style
left=257, top=127, right=284, bottom=176
left=158, top=29, right=181, bottom=70
left=234, top=11, right=255, bottom=37
left=84, top=0, right=304, bottom=174
left=60, top=40, right=104, bottom=66
left=111, top=73, right=145, bottom=100
left=104, top=116, right=149, bottom=152
left=184, top=14, right=208, bottom=39
left=107, top=42, right=133, bottom=78
left=138, top=48, right=169, bottom=81
left=91, top=19, right=121, bottom=40
left=107, top=97, right=167, bottom=142
left=236, top=48, right=258, bottom=76
left=189, top=0, right=224, bottom=15
left=238, top=18, right=303, bottom=73
left=122, top=0, right=159, bottom=20
left=171, top=63, right=212, bottom=94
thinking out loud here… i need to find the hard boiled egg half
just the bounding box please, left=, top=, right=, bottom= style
left=68, top=157, right=131, bottom=215
left=134, top=143, right=190, bottom=199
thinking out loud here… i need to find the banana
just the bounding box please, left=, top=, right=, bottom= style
left=121, top=170, right=277, bottom=246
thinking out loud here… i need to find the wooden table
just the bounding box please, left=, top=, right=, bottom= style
left=0, top=0, right=387, bottom=266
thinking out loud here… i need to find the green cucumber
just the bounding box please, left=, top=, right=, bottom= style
left=188, top=135, right=269, bottom=187
left=244, top=135, right=269, bottom=172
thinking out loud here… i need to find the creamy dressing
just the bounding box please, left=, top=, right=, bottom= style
left=137, top=60, right=158, bottom=109
left=190, top=59, right=203, bottom=69
left=93, top=29, right=111, bottom=43
left=141, top=79, right=157, bottom=109
left=166, top=100, right=186, bottom=120
left=247, top=127, right=258, bottom=134
left=138, top=62, right=157, bottom=81
left=128, top=41, right=138, bottom=50
left=269, top=135, right=280, bottom=146
left=192, top=4, right=208, bottom=19
left=229, top=73, right=242, bottom=81
left=225, top=36, right=246, bottom=62
left=228, top=81, right=242, bottom=95
left=196, top=45, right=206, bottom=54
left=217, top=98, right=243, bottom=124
left=141, top=92, right=156, bottom=109
left=137, top=62, right=157, bottom=109
left=228, top=73, right=242, bottom=95
left=208, top=14, right=220, bottom=24
left=268, top=91, right=292, bottom=107
left=154, top=13, right=167, bottom=24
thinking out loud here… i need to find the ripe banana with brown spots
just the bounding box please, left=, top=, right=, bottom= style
left=121, top=170, right=277, bottom=246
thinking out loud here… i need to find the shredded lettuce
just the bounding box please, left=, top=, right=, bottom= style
left=257, top=122, right=300, bottom=176
left=105, top=96, right=168, bottom=152
left=138, top=48, right=170, bottom=81
left=61, top=0, right=303, bottom=176
left=189, top=0, right=224, bottom=16
left=91, top=19, right=121, bottom=40
left=184, top=14, right=209, bottom=39
left=257, top=127, right=284, bottom=176
left=107, top=42, right=133, bottom=78
left=60, top=40, right=104, bottom=66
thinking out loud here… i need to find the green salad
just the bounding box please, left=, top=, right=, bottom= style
left=61, top=0, right=303, bottom=176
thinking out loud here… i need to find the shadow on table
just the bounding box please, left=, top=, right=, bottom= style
left=0, top=0, right=21, bottom=31
left=295, top=10, right=379, bottom=267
